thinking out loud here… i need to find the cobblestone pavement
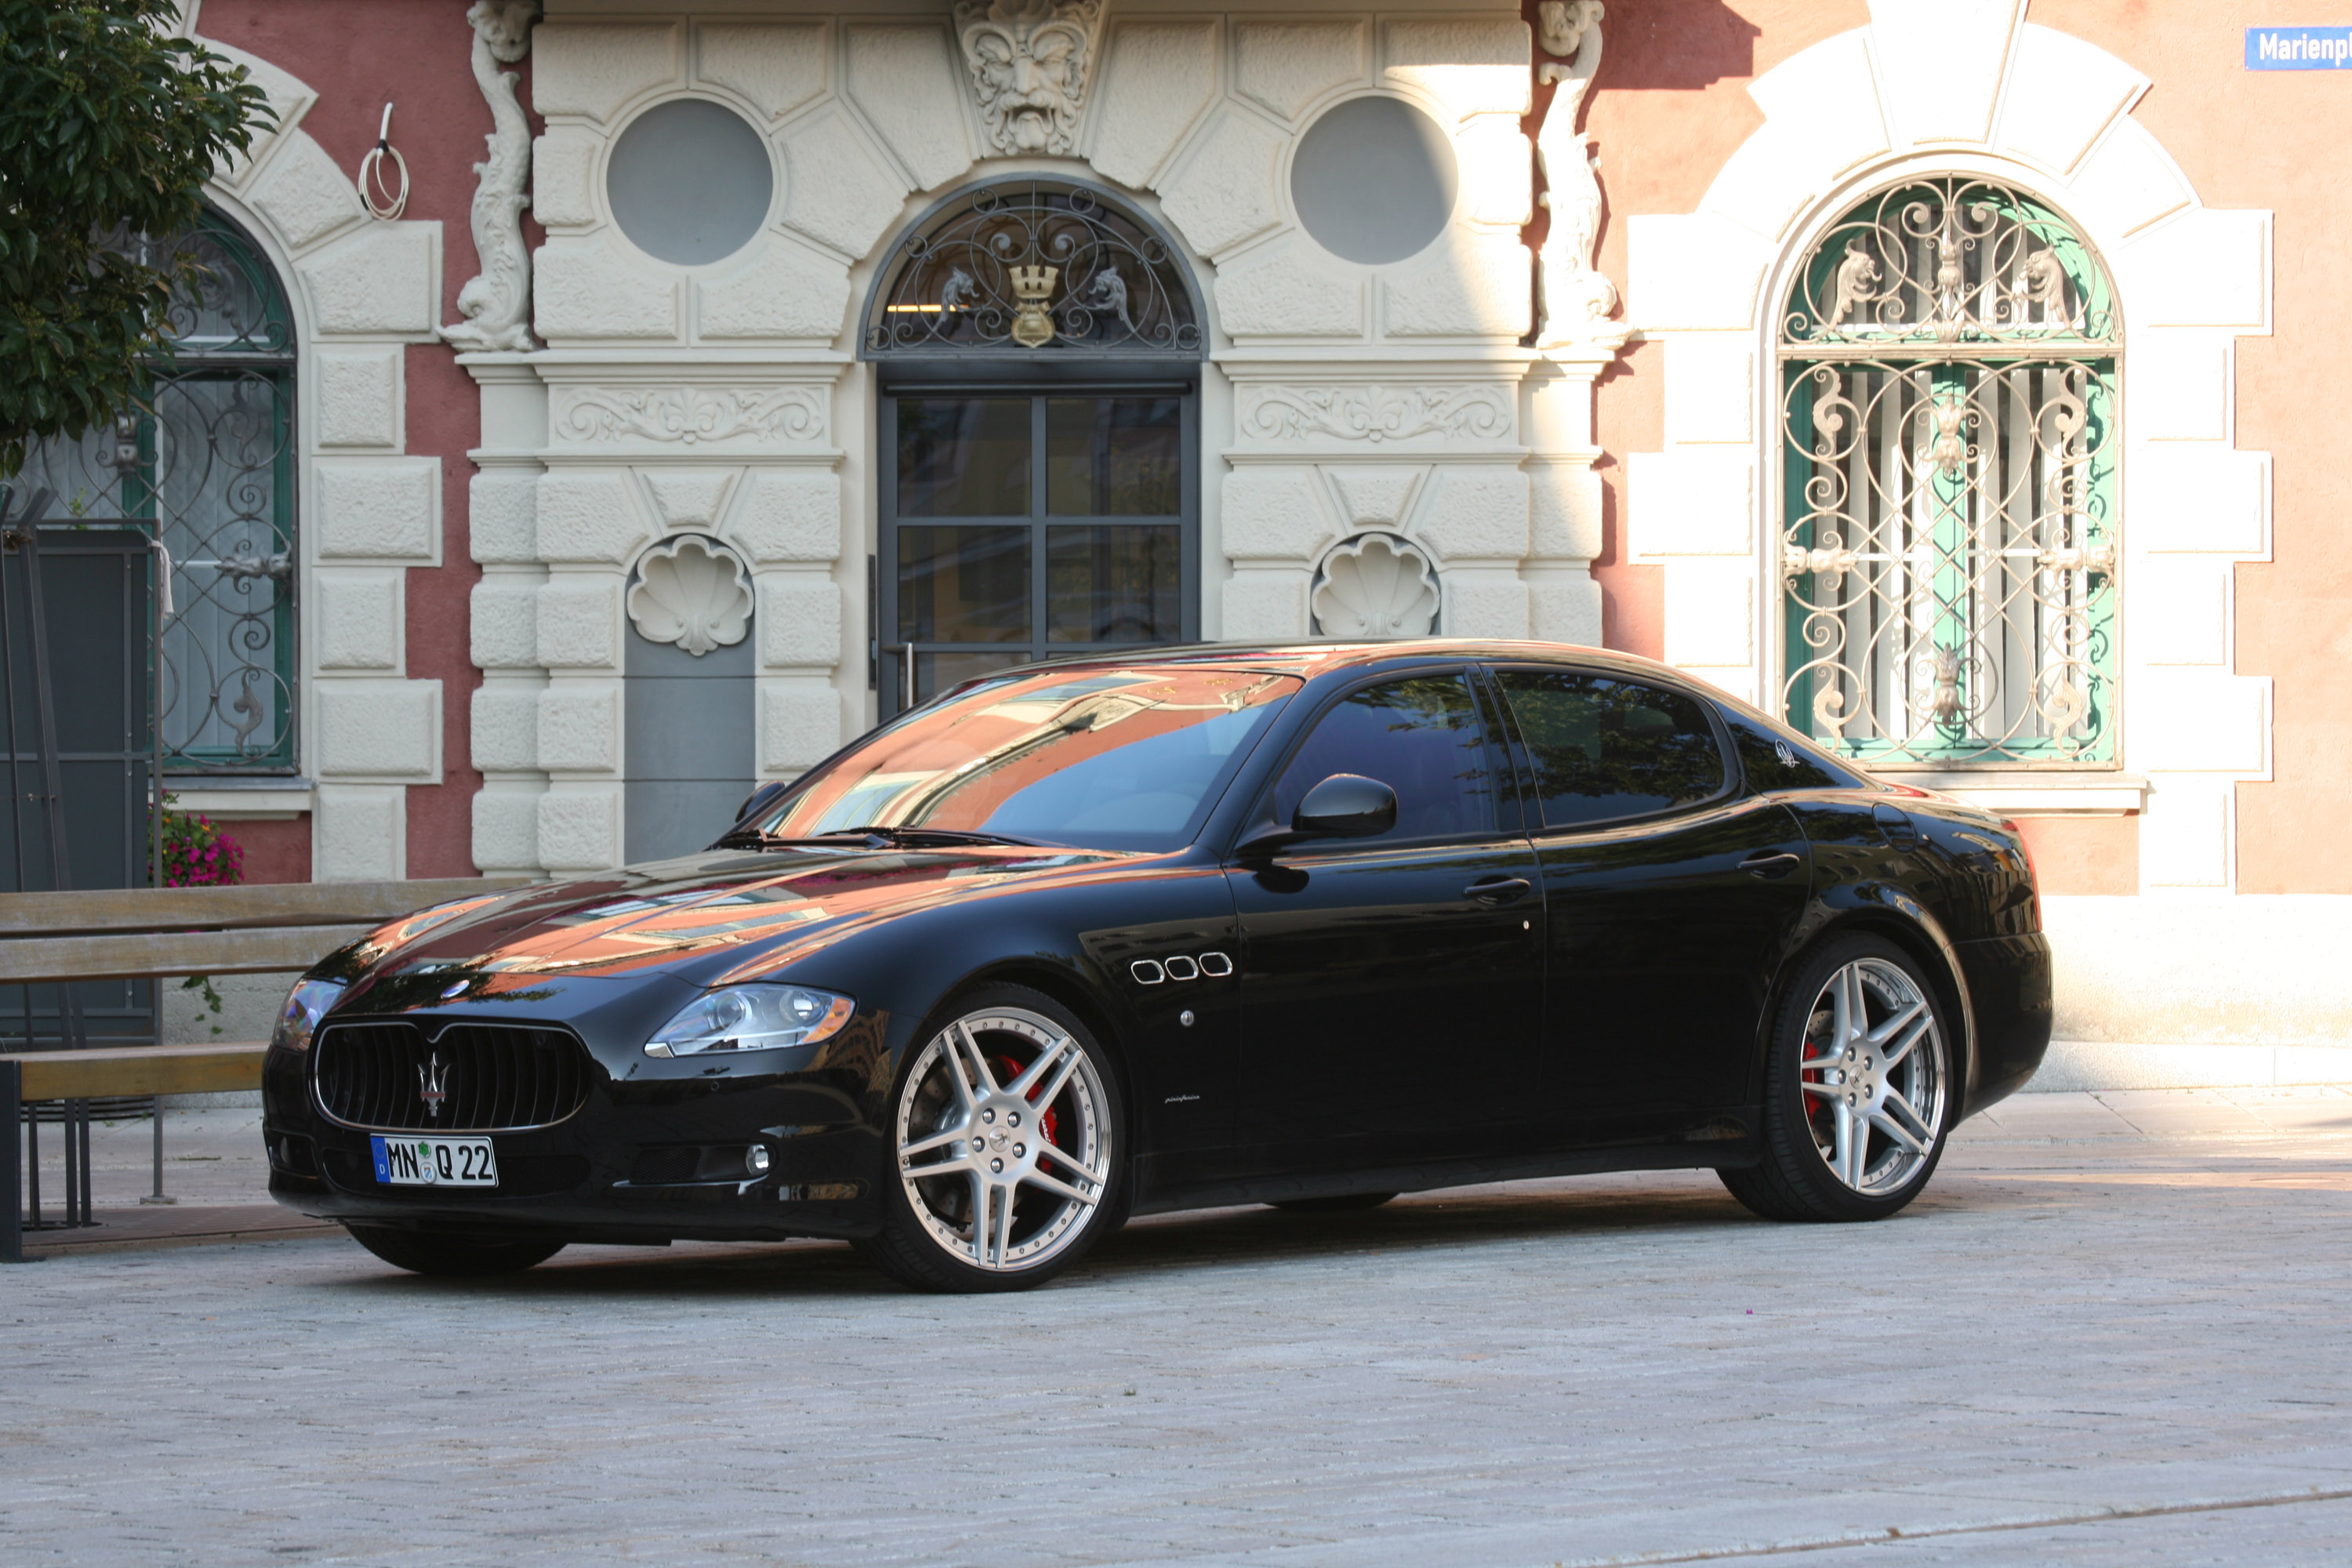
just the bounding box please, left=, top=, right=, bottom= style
left=5, top=1089, right=2350, bottom=1566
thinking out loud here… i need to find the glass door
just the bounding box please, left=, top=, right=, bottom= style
left=880, top=388, right=1196, bottom=717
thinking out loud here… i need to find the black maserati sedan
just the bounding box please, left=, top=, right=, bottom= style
left=263, top=641, right=2051, bottom=1292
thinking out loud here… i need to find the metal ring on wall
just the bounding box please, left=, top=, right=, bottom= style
left=360, top=103, right=409, bottom=221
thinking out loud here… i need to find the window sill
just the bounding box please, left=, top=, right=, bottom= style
left=162, top=775, right=315, bottom=822
left=1873, top=770, right=2145, bottom=816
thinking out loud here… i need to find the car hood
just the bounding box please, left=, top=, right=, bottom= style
left=328, top=843, right=1142, bottom=997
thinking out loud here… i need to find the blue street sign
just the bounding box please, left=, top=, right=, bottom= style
left=2247, top=26, right=2352, bottom=68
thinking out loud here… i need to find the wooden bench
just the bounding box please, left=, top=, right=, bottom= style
left=2, top=877, right=528, bottom=1262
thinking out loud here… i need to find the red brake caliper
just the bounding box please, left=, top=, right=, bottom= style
left=990, top=1055, right=1061, bottom=1147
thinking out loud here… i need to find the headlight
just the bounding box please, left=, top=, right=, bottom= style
left=270, top=978, right=347, bottom=1053
left=644, top=985, right=855, bottom=1058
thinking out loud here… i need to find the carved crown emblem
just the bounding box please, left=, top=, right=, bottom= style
left=1008, top=264, right=1060, bottom=347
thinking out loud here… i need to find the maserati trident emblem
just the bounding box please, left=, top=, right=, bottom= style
left=418, top=1052, right=449, bottom=1117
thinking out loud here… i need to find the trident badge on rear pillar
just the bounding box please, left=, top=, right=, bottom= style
left=1009, top=264, right=1059, bottom=347
left=418, top=1052, right=449, bottom=1118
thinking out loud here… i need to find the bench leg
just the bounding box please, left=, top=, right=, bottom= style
left=60, top=1099, right=77, bottom=1229
left=2, top=1061, right=23, bottom=1263
left=142, top=1096, right=174, bottom=1205
left=76, top=1098, right=92, bottom=1226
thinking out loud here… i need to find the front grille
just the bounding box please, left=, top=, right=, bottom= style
left=314, top=1022, right=591, bottom=1132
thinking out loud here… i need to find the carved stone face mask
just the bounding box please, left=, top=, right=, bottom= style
left=958, top=1, right=1103, bottom=156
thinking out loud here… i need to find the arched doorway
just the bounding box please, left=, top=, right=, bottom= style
left=862, top=181, right=1205, bottom=717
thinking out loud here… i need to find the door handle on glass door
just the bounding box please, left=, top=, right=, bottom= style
left=1739, top=851, right=1802, bottom=880
left=1464, top=876, right=1532, bottom=906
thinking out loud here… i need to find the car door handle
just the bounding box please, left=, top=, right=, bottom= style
left=1464, top=876, right=1532, bottom=906
left=1740, top=851, right=1803, bottom=880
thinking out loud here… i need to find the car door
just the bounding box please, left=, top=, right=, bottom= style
left=1227, top=669, right=1545, bottom=1161
left=1487, top=666, right=1813, bottom=1138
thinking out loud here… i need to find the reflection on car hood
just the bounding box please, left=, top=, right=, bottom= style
left=339, top=844, right=1137, bottom=989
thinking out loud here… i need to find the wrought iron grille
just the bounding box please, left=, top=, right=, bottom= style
left=866, top=181, right=1202, bottom=357
left=1777, top=180, right=2118, bottom=767
left=16, top=212, right=296, bottom=771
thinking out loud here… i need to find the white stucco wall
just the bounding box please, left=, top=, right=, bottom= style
left=476, top=4, right=1581, bottom=878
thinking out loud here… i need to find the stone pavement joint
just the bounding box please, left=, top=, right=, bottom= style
left=1542, top=1489, right=2352, bottom=1566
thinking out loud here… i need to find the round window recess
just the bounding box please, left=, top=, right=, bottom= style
left=607, top=99, right=774, bottom=267
left=1290, top=96, right=1459, bottom=267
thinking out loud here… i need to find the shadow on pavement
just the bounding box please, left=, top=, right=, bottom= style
left=300, top=1173, right=1927, bottom=1302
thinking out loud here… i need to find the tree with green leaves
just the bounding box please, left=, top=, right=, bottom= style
left=0, top=1, right=272, bottom=480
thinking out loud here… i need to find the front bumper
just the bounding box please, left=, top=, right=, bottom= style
left=262, top=1038, right=892, bottom=1243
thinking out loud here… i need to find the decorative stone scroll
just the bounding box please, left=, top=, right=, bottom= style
left=441, top=0, right=541, bottom=354
left=552, top=387, right=828, bottom=446
left=956, top=0, right=1107, bottom=157
left=627, top=536, right=753, bottom=656
left=1237, top=385, right=1514, bottom=446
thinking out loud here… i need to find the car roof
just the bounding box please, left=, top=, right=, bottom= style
left=980, top=639, right=1712, bottom=691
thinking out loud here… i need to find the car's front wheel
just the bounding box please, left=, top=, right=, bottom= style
left=346, top=1225, right=567, bottom=1276
left=1720, top=935, right=1953, bottom=1223
left=856, top=985, right=1127, bottom=1293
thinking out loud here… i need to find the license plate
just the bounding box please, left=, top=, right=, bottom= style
left=371, top=1134, right=499, bottom=1188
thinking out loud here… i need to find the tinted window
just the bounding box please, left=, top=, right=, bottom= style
left=1495, top=670, right=1726, bottom=829
left=1272, top=673, right=1497, bottom=842
left=1715, top=704, right=1877, bottom=793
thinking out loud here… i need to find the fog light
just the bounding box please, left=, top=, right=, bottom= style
left=746, top=1145, right=771, bottom=1175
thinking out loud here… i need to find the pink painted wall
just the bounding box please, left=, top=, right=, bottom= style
left=233, top=815, right=314, bottom=885
left=2030, top=2, right=2352, bottom=891
left=1580, top=2, right=2352, bottom=895
left=200, top=0, right=494, bottom=877
left=1584, top=2, right=1868, bottom=666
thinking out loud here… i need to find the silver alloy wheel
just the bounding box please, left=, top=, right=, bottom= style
left=1797, top=957, right=1947, bottom=1196
left=894, top=1005, right=1112, bottom=1273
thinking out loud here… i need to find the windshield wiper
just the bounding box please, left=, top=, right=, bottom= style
left=818, top=826, right=1048, bottom=848
left=720, top=826, right=1051, bottom=851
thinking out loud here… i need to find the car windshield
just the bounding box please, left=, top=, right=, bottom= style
left=750, top=667, right=1301, bottom=852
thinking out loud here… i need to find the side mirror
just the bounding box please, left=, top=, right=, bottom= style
left=1236, top=773, right=1397, bottom=858
left=1294, top=773, right=1397, bottom=838
left=734, top=781, right=789, bottom=826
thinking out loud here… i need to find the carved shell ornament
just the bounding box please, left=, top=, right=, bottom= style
left=1312, top=535, right=1440, bottom=640
left=628, top=536, right=753, bottom=656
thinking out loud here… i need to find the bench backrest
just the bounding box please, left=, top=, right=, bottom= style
left=0, top=878, right=531, bottom=986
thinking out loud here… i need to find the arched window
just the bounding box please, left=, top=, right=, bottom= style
left=1777, top=177, right=2118, bottom=767
left=20, top=209, right=297, bottom=771
left=865, top=180, right=1200, bottom=358
left=864, top=182, right=1204, bottom=715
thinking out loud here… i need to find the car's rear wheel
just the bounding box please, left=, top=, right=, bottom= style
left=1720, top=935, right=1952, bottom=1223
left=346, top=1225, right=567, bottom=1276
left=856, top=985, right=1127, bottom=1293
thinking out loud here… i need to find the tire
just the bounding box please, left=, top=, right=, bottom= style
left=346, top=1225, right=567, bottom=1276
left=1269, top=1192, right=1397, bottom=1213
left=855, top=984, right=1129, bottom=1294
left=1720, top=934, right=1954, bottom=1224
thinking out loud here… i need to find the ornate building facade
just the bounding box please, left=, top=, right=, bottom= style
left=118, top=0, right=2348, bottom=1072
